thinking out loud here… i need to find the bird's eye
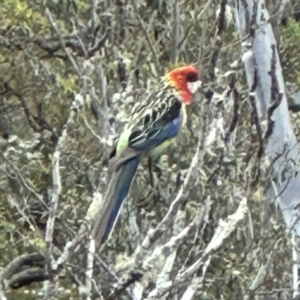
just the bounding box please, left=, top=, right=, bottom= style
left=186, top=72, right=199, bottom=82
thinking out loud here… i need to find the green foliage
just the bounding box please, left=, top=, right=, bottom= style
left=1, top=0, right=48, bottom=30
left=281, top=19, right=300, bottom=87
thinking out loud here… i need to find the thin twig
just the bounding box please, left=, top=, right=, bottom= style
left=45, top=8, right=81, bottom=77
left=83, top=237, right=95, bottom=300
left=171, top=1, right=180, bottom=64
left=131, top=0, right=159, bottom=67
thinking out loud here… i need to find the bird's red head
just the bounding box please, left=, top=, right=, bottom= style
left=164, top=65, right=201, bottom=105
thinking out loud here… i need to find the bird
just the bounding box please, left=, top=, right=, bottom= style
left=91, top=65, right=201, bottom=246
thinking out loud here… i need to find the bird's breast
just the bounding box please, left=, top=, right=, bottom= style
left=148, top=137, right=175, bottom=159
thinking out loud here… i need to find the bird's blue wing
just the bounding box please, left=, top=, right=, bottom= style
left=128, top=96, right=183, bottom=151
left=128, top=112, right=183, bottom=151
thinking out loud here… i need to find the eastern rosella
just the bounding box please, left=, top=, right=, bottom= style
left=92, top=65, right=201, bottom=245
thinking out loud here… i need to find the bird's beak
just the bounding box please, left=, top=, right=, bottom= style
left=187, top=80, right=202, bottom=94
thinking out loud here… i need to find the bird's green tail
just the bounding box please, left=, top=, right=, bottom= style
left=92, top=157, right=140, bottom=244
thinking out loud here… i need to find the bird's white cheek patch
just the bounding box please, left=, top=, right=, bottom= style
left=187, top=81, right=201, bottom=94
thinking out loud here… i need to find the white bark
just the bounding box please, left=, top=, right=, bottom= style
left=42, top=93, right=85, bottom=297
left=232, top=0, right=300, bottom=297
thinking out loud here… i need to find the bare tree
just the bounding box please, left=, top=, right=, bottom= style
left=1, top=0, right=300, bottom=299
